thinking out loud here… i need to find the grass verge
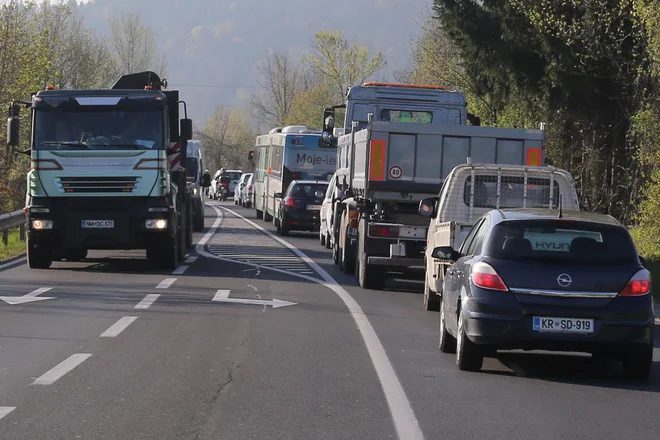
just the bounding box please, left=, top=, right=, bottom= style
left=0, top=228, right=26, bottom=262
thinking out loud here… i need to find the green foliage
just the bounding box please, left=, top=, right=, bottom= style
left=284, top=82, right=335, bottom=129
left=0, top=228, right=25, bottom=262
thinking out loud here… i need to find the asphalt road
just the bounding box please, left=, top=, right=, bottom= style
left=0, top=200, right=658, bottom=440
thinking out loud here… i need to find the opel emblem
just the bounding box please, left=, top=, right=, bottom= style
left=557, top=273, right=572, bottom=288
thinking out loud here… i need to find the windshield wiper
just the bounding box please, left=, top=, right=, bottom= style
left=87, top=143, right=150, bottom=150
left=41, top=141, right=91, bottom=149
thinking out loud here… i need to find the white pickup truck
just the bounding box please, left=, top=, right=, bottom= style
left=418, top=163, right=580, bottom=311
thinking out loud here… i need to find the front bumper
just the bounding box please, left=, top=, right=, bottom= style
left=462, top=288, right=654, bottom=352
left=27, top=197, right=176, bottom=251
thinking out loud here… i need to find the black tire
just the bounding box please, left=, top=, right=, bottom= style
left=279, top=216, right=289, bottom=236
left=325, top=232, right=332, bottom=249
left=27, top=240, right=52, bottom=269
left=193, top=204, right=204, bottom=232
left=341, top=233, right=356, bottom=275
left=256, top=209, right=263, bottom=219
left=332, top=240, right=340, bottom=265
left=439, top=296, right=456, bottom=353
left=159, top=235, right=179, bottom=270
left=264, top=211, right=273, bottom=222
left=456, top=311, right=483, bottom=372
left=622, top=343, right=653, bottom=380
left=65, top=249, right=87, bottom=262
left=423, top=271, right=440, bottom=312
left=320, top=230, right=326, bottom=246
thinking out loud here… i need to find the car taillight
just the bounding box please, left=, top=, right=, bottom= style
left=368, top=225, right=400, bottom=237
left=221, top=183, right=228, bottom=187
left=285, top=197, right=296, bottom=208
left=471, top=262, right=508, bottom=291
left=248, top=185, right=252, bottom=191
left=620, top=269, right=651, bottom=296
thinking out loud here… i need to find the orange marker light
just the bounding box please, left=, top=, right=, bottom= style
left=526, top=148, right=542, bottom=166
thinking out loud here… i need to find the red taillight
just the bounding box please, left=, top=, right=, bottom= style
left=285, top=197, right=296, bottom=208
left=471, top=262, right=508, bottom=291
left=368, top=225, right=400, bottom=237
left=349, top=218, right=358, bottom=228
left=248, top=185, right=252, bottom=191
left=221, top=183, right=228, bottom=187
left=620, top=270, right=651, bottom=296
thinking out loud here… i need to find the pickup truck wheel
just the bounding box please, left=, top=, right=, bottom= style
left=423, top=274, right=440, bottom=311
left=439, top=297, right=456, bottom=353
left=27, top=242, right=52, bottom=269
left=456, top=310, right=483, bottom=372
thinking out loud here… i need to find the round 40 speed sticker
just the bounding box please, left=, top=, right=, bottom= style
left=389, top=165, right=402, bottom=179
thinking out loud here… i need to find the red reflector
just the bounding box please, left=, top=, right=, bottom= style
left=222, top=183, right=228, bottom=187
left=248, top=186, right=252, bottom=191
left=369, top=225, right=399, bottom=237
left=471, top=262, right=508, bottom=291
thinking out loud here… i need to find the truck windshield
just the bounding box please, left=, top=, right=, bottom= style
left=34, top=109, right=164, bottom=150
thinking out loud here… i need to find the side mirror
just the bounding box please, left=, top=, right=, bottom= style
left=201, top=173, right=212, bottom=188
left=247, top=150, right=255, bottom=161
left=180, top=118, right=193, bottom=142
left=7, top=116, right=20, bottom=147
left=323, top=108, right=335, bottom=133
left=274, top=192, right=283, bottom=199
left=418, top=197, right=439, bottom=217
left=432, top=246, right=459, bottom=261
left=315, top=190, right=325, bottom=198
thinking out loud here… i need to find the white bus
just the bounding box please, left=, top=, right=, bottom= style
left=253, top=125, right=337, bottom=223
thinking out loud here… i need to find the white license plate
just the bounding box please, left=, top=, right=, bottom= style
left=81, top=220, right=114, bottom=229
left=399, top=226, right=426, bottom=239
left=306, top=205, right=321, bottom=210
left=348, top=227, right=358, bottom=236
left=533, top=317, right=594, bottom=334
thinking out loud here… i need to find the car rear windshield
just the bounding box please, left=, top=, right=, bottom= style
left=288, top=184, right=328, bottom=198
left=486, top=220, right=638, bottom=265
left=223, top=172, right=243, bottom=181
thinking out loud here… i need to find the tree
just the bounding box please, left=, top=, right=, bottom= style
left=302, top=31, right=386, bottom=102
left=201, top=106, right=256, bottom=171
left=249, top=51, right=312, bottom=129
left=283, top=81, right=335, bottom=130
left=108, top=11, right=167, bottom=78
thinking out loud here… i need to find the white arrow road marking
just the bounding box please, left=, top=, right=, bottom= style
left=156, top=278, right=177, bottom=289
left=32, top=353, right=92, bottom=385
left=0, top=287, right=55, bottom=305
left=100, top=316, right=138, bottom=338
left=0, top=407, right=16, bottom=421
left=212, top=297, right=297, bottom=309
left=135, top=294, right=160, bottom=309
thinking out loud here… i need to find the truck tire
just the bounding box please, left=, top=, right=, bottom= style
left=159, top=235, right=179, bottom=270
left=356, top=222, right=384, bottom=290
left=193, top=202, right=204, bottom=232
left=340, top=232, right=356, bottom=274
left=423, top=268, right=440, bottom=312
left=27, top=240, right=52, bottom=269
left=264, top=211, right=273, bottom=222
left=256, top=209, right=263, bottom=219
left=332, top=239, right=340, bottom=265
left=325, top=232, right=332, bottom=249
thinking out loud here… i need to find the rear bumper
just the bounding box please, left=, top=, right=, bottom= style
left=283, top=209, right=320, bottom=231
left=462, top=291, right=655, bottom=351
left=367, top=256, right=424, bottom=268
left=27, top=196, right=176, bottom=251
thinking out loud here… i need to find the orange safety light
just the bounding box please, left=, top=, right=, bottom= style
left=267, top=167, right=273, bottom=174
left=526, top=148, right=542, bottom=166
left=45, top=85, right=55, bottom=90
left=369, top=140, right=386, bottom=181
left=144, top=85, right=153, bottom=90
left=363, top=82, right=446, bottom=90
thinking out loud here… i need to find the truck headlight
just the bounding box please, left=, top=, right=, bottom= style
left=145, top=219, right=167, bottom=229
left=31, top=219, right=53, bottom=230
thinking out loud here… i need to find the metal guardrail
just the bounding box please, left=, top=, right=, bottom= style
left=0, top=210, right=26, bottom=245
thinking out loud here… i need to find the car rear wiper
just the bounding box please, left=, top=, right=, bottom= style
left=41, top=141, right=91, bottom=149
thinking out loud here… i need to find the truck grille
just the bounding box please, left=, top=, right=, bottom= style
left=57, top=176, right=140, bottom=193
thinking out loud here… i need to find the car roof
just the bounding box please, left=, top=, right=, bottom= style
left=494, top=209, right=621, bottom=226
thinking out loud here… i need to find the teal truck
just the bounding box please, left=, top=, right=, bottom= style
left=5, top=71, right=209, bottom=269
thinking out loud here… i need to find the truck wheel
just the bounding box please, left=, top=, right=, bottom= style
left=186, top=206, right=194, bottom=250
left=27, top=242, right=52, bottom=269
left=256, top=209, right=263, bottom=219
left=325, top=232, right=332, bottom=249
left=193, top=208, right=204, bottom=232
left=456, top=310, right=483, bottom=372
left=332, top=240, right=340, bottom=265
left=357, top=249, right=384, bottom=289
left=264, top=211, right=273, bottom=222
left=159, top=236, right=179, bottom=270
left=423, top=272, right=440, bottom=312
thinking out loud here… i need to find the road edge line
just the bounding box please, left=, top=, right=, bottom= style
left=209, top=204, right=425, bottom=440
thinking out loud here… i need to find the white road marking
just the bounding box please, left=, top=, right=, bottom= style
left=100, top=316, right=138, bottom=338
left=0, top=287, right=56, bottom=305
left=32, top=353, right=93, bottom=385
left=185, top=256, right=198, bottom=263
left=0, top=407, right=15, bottom=421
left=203, top=205, right=425, bottom=440
left=156, top=278, right=177, bottom=289
left=135, top=294, right=161, bottom=309
left=213, top=289, right=230, bottom=300
left=172, top=265, right=189, bottom=275
left=247, top=284, right=258, bottom=291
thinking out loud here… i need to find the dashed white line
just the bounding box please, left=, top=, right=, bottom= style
left=0, top=407, right=15, bottom=421
left=32, top=353, right=93, bottom=385
left=156, top=278, right=177, bottom=289
left=185, top=256, right=198, bottom=264
left=100, top=316, right=138, bottom=338
left=135, top=293, right=161, bottom=309
left=172, top=265, right=189, bottom=275
left=213, top=289, right=230, bottom=300
left=214, top=206, right=425, bottom=440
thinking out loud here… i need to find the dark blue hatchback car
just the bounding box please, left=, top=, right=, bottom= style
left=434, top=208, right=655, bottom=379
